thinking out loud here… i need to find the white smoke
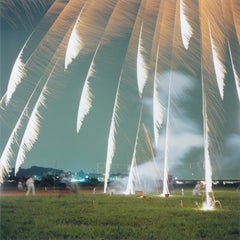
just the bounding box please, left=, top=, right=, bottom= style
left=110, top=161, right=162, bottom=194
left=220, top=134, right=240, bottom=178
left=112, top=71, right=205, bottom=194
left=145, top=70, right=203, bottom=171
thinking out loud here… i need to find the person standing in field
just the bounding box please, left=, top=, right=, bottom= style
left=25, top=176, right=36, bottom=196
left=17, top=180, right=23, bottom=191
left=167, top=173, right=174, bottom=194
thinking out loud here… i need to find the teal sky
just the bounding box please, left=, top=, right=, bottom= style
left=0, top=1, right=239, bottom=180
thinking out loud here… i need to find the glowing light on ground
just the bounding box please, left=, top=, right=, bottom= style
left=201, top=191, right=222, bottom=211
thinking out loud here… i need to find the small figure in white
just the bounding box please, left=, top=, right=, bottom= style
left=192, top=182, right=204, bottom=196
left=17, top=180, right=23, bottom=191
left=25, top=176, right=36, bottom=196
left=181, top=188, right=184, bottom=196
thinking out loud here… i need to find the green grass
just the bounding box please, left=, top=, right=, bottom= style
left=1, top=189, right=239, bottom=240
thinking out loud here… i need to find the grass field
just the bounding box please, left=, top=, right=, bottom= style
left=0, top=188, right=239, bottom=240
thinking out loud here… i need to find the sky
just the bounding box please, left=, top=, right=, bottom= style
left=0, top=0, right=239, bottom=181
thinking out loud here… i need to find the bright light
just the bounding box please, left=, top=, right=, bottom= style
left=201, top=202, right=215, bottom=211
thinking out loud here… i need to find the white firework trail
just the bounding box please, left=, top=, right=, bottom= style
left=104, top=71, right=122, bottom=193
left=0, top=109, right=26, bottom=183
left=14, top=61, right=58, bottom=174
left=4, top=0, right=69, bottom=105
left=5, top=33, right=33, bottom=104
left=153, top=44, right=164, bottom=147
left=201, top=66, right=214, bottom=210
left=180, top=0, right=193, bottom=50
left=103, top=0, right=147, bottom=193
left=137, top=22, right=148, bottom=97
left=0, top=93, right=7, bottom=110
left=76, top=0, right=120, bottom=133
left=76, top=41, right=101, bottom=133
left=0, top=78, right=42, bottom=183
left=125, top=108, right=142, bottom=195
left=161, top=74, right=172, bottom=196
left=208, top=20, right=226, bottom=100
left=64, top=3, right=86, bottom=70
left=228, top=42, right=240, bottom=102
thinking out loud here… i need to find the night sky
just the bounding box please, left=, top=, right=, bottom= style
left=0, top=0, right=239, bottom=181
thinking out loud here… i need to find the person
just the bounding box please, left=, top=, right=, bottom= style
left=59, top=172, right=78, bottom=194
left=192, top=181, right=204, bottom=196
left=25, top=176, right=36, bottom=196
left=60, top=173, right=71, bottom=191
left=17, top=180, right=23, bottom=191
left=167, top=173, right=174, bottom=194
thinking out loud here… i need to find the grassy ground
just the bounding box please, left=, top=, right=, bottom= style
left=0, top=188, right=239, bottom=240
